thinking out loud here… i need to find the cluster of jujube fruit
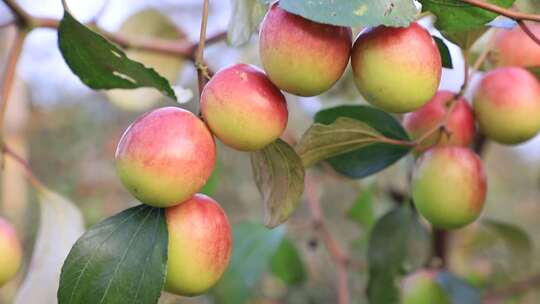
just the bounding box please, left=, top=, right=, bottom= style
left=113, top=3, right=540, bottom=296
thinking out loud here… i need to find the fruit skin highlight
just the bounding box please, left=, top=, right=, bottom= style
left=412, top=147, right=487, bottom=230
left=493, top=22, right=540, bottom=68
left=403, top=90, right=475, bottom=153
left=259, top=3, right=352, bottom=97
left=201, top=64, right=288, bottom=151
left=401, top=270, right=450, bottom=304
left=351, top=22, right=441, bottom=113
left=473, top=67, right=540, bottom=145
left=0, top=217, right=22, bottom=287
left=165, top=194, right=232, bottom=296
left=115, top=107, right=216, bottom=207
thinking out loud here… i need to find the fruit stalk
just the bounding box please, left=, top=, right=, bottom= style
left=195, top=0, right=210, bottom=96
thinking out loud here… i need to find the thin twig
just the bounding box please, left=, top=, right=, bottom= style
left=460, top=0, right=540, bottom=22
left=0, top=29, right=26, bottom=139
left=305, top=173, right=350, bottom=304
left=2, top=143, right=46, bottom=190
left=518, top=21, right=540, bottom=46
left=195, top=0, right=210, bottom=96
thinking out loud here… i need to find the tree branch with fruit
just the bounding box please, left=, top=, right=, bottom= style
left=1, top=0, right=540, bottom=304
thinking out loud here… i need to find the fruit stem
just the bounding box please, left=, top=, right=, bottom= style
left=195, top=0, right=211, bottom=97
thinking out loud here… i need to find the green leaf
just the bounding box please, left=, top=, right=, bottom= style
left=279, top=0, right=419, bottom=27
left=527, top=66, right=540, bottom=80
left=270, top=238, right=307, bottom=285
left=347, top=188, right=375, bottom=231
left=14, top=189, right=85, bottom=304
left=420, top=0, right=515, bottom=48
left=433, top=36, right=454, bottom=69
left=58, top=205, right=168, bottom=304
left=212, top=223, right=285, bottom=304
left=313, top=105, right=412, bottom=179
left=297, top=117, right=383, bottom=167
left=58, top=11, right=177, bottom=100
left=367, top=206, right=431, bottom=304
left=436, top=272, right=481, bottom=304
left=228, top=0, right=269, bottom=47
left=105, top=9, right=185, bottom=111
left=251, top=139, right=305, bottom=228
left=481, top=219, right=533, bottom=259
left=201, top=159, right=220, bottom=196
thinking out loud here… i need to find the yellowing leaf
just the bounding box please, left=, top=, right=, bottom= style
left=251, top=139, right=305, bottom=228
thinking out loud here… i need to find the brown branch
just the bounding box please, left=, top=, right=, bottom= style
left=0, top=29, right=26, bottom=139
left=483, top=273, right=540, bottom=303
left=461, top=0, right=540, bottom=22
left=305, top=173, right=350, bottom=304
left=1, top=0, right=31, bottom=26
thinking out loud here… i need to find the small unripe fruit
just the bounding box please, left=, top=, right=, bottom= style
left=473, top=67, right=540, bottom=144
left=493, top=23, right=540, bottom=67
left=403, top=91, right=475, bottom=152
left=165, top=194, right=232, bottom=296
left=402, top=270, right=449, bottom=304
left=412, top=147, right=487, bottom=229
left=351, top=22, right=441, bottom=113
left=115, top=107, right=216, bottom=207
left=201, top=64, right=288, bottom=151
left=0, top=217, right=22, bottom=287
left=259, top=4, right=352, bottom=96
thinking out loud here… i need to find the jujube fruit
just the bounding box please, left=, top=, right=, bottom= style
left=412, top=146, right=487, bottom=229
left=403, top=90, right=475, bottom=152
left=259, top=3, right=352, bottom=96
left=493, top=23, right=540, bottom=68
left=0, top=217, right=22, bottom=287
left=165, top=194, right=232, bottom=296
left=351, top=22, right=441, bottom=113
left=201, top=64, right=288, bottom=151
left=115, top=107, right=216, bottom=207
left=473, top=67, right=540, bottom=145
left=401, top=270, right=449, bottom=304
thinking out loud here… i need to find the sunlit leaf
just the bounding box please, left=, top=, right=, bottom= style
left=58, top=11, right=177, bottom=100
left=280, top=0, right=419, bottom=27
